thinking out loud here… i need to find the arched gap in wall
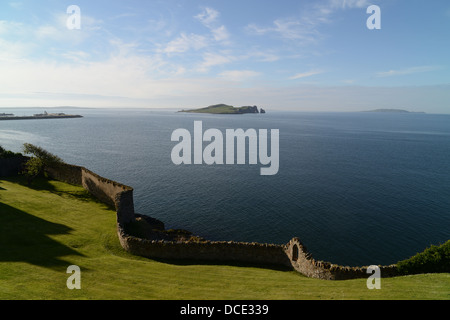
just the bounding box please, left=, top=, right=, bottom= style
left=292, top=244, right=299, bottom=262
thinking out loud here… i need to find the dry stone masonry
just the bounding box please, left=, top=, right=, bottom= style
left=41, top=162, right=399, bottom=280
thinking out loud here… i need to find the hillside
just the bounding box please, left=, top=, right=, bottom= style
left=0, top=176, right=449, bottom=300
left=180, top=104, right=262, bottom=114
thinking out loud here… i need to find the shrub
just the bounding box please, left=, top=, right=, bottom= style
left=0, top=146, right=22, bottom=159
left=397, top=240, right=450, bottom=275
left=21, top=143, right=64, bottom=185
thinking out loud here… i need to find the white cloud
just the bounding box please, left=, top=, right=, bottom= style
left=0, top=16, right=103, bottom=62
left=1, top=53, right=449, bottom=114
left=54, top=12, right=103, bottom=32
left=290, top=70, right=324, bottom=80
left=273, top=19, right=305, bottom=40
left=0, top=20, right=24, bottom=34
left=218, top=70, right=261, bottom=81
left=35, top=25, right=61, bottom=39
left=248, top=51, right=280, bottom=62
left=29, top=13, right=104, bottom=48
left=247, top=0, right=370, bottom=44
left=211, top=25, right=230, bottom=42
left=0, top=51, right=243, bottom=108
left=196, top=52, right=235, bottom=72
left=162, top=33, right=208, bottom=54
left=60, top=51, right=91, bottom=63
left=161, top=7, right=230, bottom=56
left=247, top=17, right=321, bottom=45
left=0, top=54, right=180, bottom=100
left=328, top=0, right=371, bottom=9
left=0, top=38, right=33, bottom=61
left=376, top=66, right=442, bottom=77
left=195, top=7, right=220, bottom=26
left=194, top=7, right=230, bottom=44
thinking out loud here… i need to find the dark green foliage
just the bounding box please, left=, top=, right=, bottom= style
left=0, top=146, right=22, bottom=158
left=397, top=240, right=450, bottom=275
left=21, top=143, right=64, bottom=185
left=22, top=143, right=63, bottom=164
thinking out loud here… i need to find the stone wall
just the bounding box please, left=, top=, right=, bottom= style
left=45, top=163, right=135, bottom=224
left=46, top=163, right=83, bottom=185
left=284, top=238, right=398, bottom=280
left=44, top=162, right=400, bottom=280
left=117, top=224, right=292, bottom=267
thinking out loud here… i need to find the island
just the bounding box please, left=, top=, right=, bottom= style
left=364, top=109, right=425, bottom=114
left=0, top=111, right=83, bottom=121
left=180, top=104, right=265, bottom=114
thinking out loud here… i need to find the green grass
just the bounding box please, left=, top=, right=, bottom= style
left=0, top=177, right=449, bottom=300
left=182, top=104, right=239, bottom=114
left=181, top=104, right=257, bottom=114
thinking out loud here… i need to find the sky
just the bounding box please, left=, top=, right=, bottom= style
left=0, top=0, right=449, bottom=113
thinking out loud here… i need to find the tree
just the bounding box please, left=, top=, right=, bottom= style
left=22, top=143, right=64, bottom=185
left=0, top=145, right=22, bottom=159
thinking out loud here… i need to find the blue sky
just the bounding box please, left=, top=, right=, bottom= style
left=0, top=0, right=449, bottom=112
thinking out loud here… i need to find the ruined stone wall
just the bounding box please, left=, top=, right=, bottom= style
left=117, top=224, right=292, bottom=267
left=284, top=238, right=398, bottom=280
left=45, top=163, right=134, bottom=224
left=46, top=163, right=83, bottom=185
left=81, top=168, right=134, bottom=224
left=117, top=227, right=399, bottom=280
left=44, top=162, right=399, bottom=280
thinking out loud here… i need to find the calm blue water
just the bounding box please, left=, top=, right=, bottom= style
left=1, top=107, right=449, bottom=266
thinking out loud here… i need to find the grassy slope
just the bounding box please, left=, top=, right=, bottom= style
left=0, top=177, right=449, bottom=300
left=182, top=104, right=249, bottom=114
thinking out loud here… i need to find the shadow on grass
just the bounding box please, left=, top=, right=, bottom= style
left=0, top=202, right=85, bottom=270
left=9, top=175, right=113, bottom=209
left=15, top=175, right=57, bottom=192
left=148, top=256, right=293, bottom=272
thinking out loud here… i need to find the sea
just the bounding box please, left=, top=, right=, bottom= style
left=1, top=107, right=449, bottom=267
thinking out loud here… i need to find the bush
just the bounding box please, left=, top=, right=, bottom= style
left=21, top=143, right=64, bottom=185
left=397, top=240, right=450, bottom=275
left=0, top=146, right=22, bottom=159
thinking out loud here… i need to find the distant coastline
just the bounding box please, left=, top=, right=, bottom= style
left=180, top=104, right=266, bottom=114
left=0, top=111, right=83, bottom=121
left=364, top=109, right=426, bottom=114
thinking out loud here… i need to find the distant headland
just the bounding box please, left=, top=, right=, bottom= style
left=363, top=109, right=425, bottom=114
left=0, top=111, right=83, bottom=121
left=180, top=104, right=266, bottom=114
